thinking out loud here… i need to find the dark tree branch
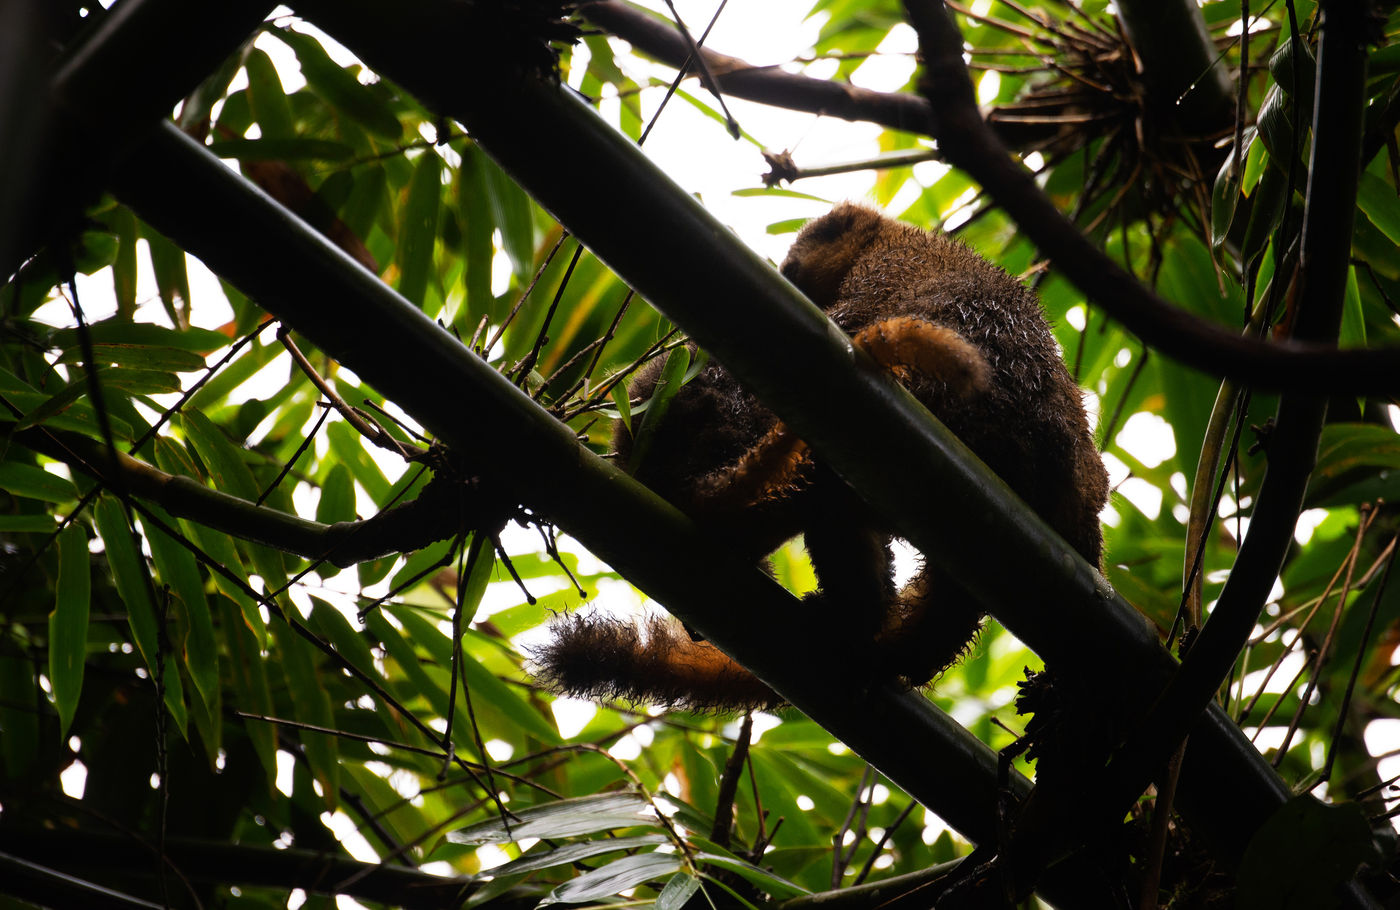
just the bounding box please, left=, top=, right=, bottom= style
left=900, top=0, right=1399, bottom=395
left=0, top=827, right=514, bottom=910
left=579, top=0, right=939, bottom=135
left=8, top=423, right=502, bottom=567
left=1115, top=0, right=1235, bottom=132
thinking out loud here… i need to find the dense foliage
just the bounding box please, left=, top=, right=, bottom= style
left=3, top=0, right=1400, bottom=906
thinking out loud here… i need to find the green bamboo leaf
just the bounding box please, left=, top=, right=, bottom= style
left=219, top=594, right=277, bottom=783
left=274, top=28, right=403, bottom=140
left=543, top=852, right=682, bottom=904
left=387, top=603, right=562, bottom=744
left=325, top=420, right=390, bottom=502
left=627, top=346, right=689, bottom=472
left=693, top=852, right=809, bottom=899
left=480, top=156, right=535, bottom=283
left=207, top=137, right=355, bottom=162
left=309, top=597, right=378, bottom=681
left=144, top=504, right=219, bottom=711
left=656, top=871, right=702, bottom=910
left=272, top=622, right=340, bottom=810
left=187, top=338, right=280, bottom=411
left=446, top=792, right=659, bottom=844
left=1340, top=266, right=1365, bottom=348
left=388, top=538, right=455, bottom=593
left=111, top=206, right=138, bottom=320
left=143, top=226, right=193, bottom=327
left=245, top=47, right=294, bottom=140
left=0, top=462, right=77, bottom=503
left=1357, top=169, right=1400, bottom=246
left=56, top=344, right=206, bottom=373
left=364, top=609, right=452, bottom=719
left=181, top=410, right=258, bottom=499
left=398, top=151, right=443, bottom=308
left=98, top=367, right=182, bottom=395
left=315, top=462, right=356, bottom=524
left=0, top=656, right=39, bottom=778
left=0, top=515, right=56, bottom=532
left=160, top=651, right=189, bottom=739
left=457, top=146, right=496, bottom=326
left=1313, top=424, right=1400, bottom=480
left=489, top=835, right=669, bottom=878
left=1237, top=796, right=1374, bottom=910
left=49, top=523, right=91, bottom=738
left=93, top=496, right=160, bottom=672
left=51, top=321, right=229, bottom=353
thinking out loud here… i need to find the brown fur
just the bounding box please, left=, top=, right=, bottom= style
left=534, top=203, right=1109, bottom=711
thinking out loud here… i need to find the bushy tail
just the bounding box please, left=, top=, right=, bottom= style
left=532, top=613, right=782, bottom=711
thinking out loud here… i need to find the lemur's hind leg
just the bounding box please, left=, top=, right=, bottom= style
left=879, top=566, right=985, bottom=688
left=803, top=499, right=896, bottom=648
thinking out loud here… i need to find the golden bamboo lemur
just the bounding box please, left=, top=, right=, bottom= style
left=535, top=203, right=1109, bottom=710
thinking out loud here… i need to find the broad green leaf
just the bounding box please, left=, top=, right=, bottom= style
left=398, top=151, right=442, bottom=308
left=446, top=792, right=658, bottom=844
left=93, top=496, right=160, bottom=672
left=542, top=853, right=682, bottom=904
left=0, top=462, right=76, bottom=503
left=308, top=597, right=379, bottom=683
left=49, top=523, right=90, bottom=738
left=181, top=410, right=259, bottom=499
left=161, top=651, right=189, bottom=739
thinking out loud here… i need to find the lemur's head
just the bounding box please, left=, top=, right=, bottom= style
left=779, top=202, right=885, bottom=309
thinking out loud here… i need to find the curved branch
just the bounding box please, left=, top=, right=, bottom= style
left=900, top=0, right=1398, bottom=395
left=0, top=826, right=517, bottom=910
left=10, top=423, right=497, bottom=567
left=580, top=0, right=1078, bottom=151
